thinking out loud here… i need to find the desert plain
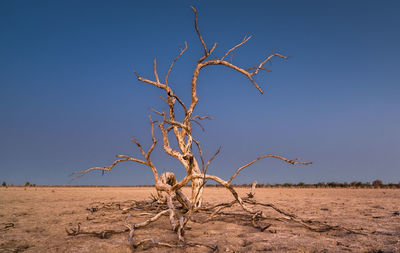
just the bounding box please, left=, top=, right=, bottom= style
left=0, top=186, right=399, bottom=252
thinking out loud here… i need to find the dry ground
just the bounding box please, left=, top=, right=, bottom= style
left=0, top=187, right=399, bottom=252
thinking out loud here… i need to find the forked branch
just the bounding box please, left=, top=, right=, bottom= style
left=250, top=53, right=288, bottom=76
left=190, top=6, right=207, bottom=57
left=190, top=6, right=217, bottom=62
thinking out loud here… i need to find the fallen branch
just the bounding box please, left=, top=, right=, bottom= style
left=66, top=223, right=128, bottom=239
left=130, top=237, right=217, bottom=251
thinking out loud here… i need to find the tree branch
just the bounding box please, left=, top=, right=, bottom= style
left=158, top=122, right=185, bottom=163
left=204, top=146, right=221, bottom=175
left=153, top=58, right=160, bottom=84
left=228, top=154, right=312, bottom=184
left=192, top=114, right=214, bottom=121
left=250, top=53, right=288, bottom=76
left=245, top=66, right=271, bottom=72
left=165, top=41, right=188, bottom=85
left=66, top=223, right=127, bottom=238
left=132, top=69, right=167, bottom=91
left=186, top=52, right=288, bottom=124
left=190, top=119, right=205, bottom=132
left=70, top=155, right=147, bottom=181
left=190, top=6, right=207, bottom=58
left=146, top=115, right=158, bottom=159
left=221, top=35, right=252, bottom=61
left=193, top=139, right=205, bottom=172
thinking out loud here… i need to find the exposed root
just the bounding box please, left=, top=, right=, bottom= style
left=243, top=199, right=367, bottom=235
left=67, top=185, right=368, bottom=252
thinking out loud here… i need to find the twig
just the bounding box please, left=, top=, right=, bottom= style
left=221, top=35, right=252, bottom=61
left=204, top=146, right=221, bottom=175
left=190, top=6, right=207, bottom=58
left=165, top=41, right=188, bottom=85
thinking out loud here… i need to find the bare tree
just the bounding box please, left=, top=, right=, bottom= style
left=68, top=6, right=343, bottom=248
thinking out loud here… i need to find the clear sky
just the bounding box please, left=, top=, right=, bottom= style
left=1, top=0, right=399, bottom=185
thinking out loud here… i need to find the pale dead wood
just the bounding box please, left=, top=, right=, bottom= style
left=66, top=223, right=128, bottom=239
left=192, top=113, right=214, bottom=121
left=248, top=180, right=257, bottom=198
left=191, top=114, right=214, bottom=132
left=204, top=146, right=221, bottom=175
left=127, top=212, right=164, bottom=232
left=68, top=6, right=315, bottom=249
left=193, top=138, right=205, bottom=172
left=245, top=66, right=271, bottom=72
left=243, top=199, right=367, bottom=235
left=228, top=154, right=312, bottom=184
left=165, top=41, right=188, bottom=85
left=130, top=238, right=217, bottom=251
left=153, top=58, right=160, bottom=84
left=192, top=146, right=221, bottom=208
left=190, top=118, right=205, bottom=131
left=204, top=200, right=237, bottom=222
left=166, top=195, right=178, bottom=231
left=251, top=52, right=288, bottom=76
left=190, top=6, right=207, bottom=59
left=159, top=95, right=168, bottom=104
left=221, top=35, right=252, bottom=61
left=70, top=155, right=147, bottom=181
left=252, top=211, right=272, bottom=231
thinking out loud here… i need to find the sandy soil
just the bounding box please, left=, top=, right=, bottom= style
left=0, top=187, right=399, bottom=252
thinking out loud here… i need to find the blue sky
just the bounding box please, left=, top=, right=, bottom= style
left=1, top=0, right=399, bottom=185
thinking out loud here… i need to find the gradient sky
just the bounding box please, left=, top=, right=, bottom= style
left=1, top=0, right=399, bottom=185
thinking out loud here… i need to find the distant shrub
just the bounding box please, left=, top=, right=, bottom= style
left=350, top=181, right=363, bottom=188
left=24, top=182, right=30, bottom=187
left=283, top=183, right=293, bottom=188
left=2, top=181, right=6, bottom=187
left=372, top=180, right=383, bottom=188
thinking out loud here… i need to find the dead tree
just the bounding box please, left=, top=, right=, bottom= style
left=69, top=6, right=321, bottom=248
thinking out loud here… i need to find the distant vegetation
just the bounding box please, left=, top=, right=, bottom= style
left=1, top=180, right=399, bottom=188
left=227, top=180, right=400, bottom=189
left=23, top=182, right=36, bottom=187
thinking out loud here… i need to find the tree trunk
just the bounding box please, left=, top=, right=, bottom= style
left=190, top=158, right=203, bottom=208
